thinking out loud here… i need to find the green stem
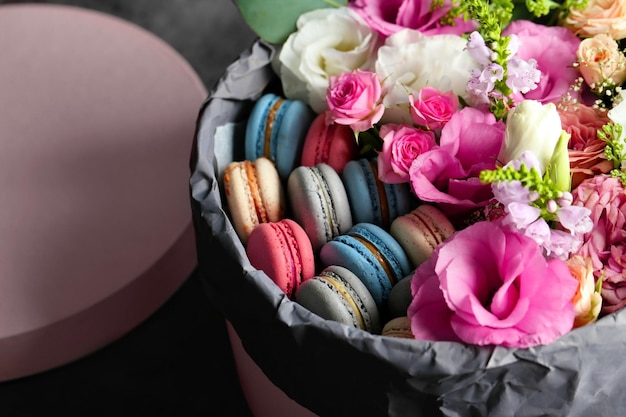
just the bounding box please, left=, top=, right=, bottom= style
left=322, top=0, right=345, bottom=8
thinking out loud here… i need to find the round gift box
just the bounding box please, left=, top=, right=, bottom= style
left=0, top=4, right=205, bottom=381
left=190, top=40, right=626, bottom=417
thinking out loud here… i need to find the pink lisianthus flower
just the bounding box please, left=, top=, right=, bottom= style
left=408, top=221, right=578, bottom=348
left=572, top=175, right=626, bottom=315
left=326, top=69, right=385, bottom=132
left=408, top=107, right=505, bottom=218
left=409, top=87, right=459, bottom=130
left=502, top=20, right=581, bottom=104
left=349, top=0, right=476, bottom=38
left=377, top=123, right=437, bottom=184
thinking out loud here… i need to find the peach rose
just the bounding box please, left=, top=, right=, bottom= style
left=566, top=255, right=603, bottom=328
left=557, top=102, right=613, bottom=189
left=560, top=0, right=626, bottom=40
left=577, top=33, right=626, bottom=89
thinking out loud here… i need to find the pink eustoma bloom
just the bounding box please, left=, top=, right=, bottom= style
left=408, top=221, right=578, bottom=348
left=326, top=69, right=385, bottom=133
left=408, top=107, right=505, bottom=216
left=349, top=0, right=476, bottom=38
left=502, top=20, right=581, bottom=104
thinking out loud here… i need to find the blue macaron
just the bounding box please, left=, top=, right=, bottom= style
left=319, top=223, right=412, bottom=308
left=342, top=158, right=414, bottom=229
left=245, top=93, right=315, bottom=180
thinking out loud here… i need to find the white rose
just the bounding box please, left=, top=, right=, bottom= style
left=498, top=100, right=563, bottom=174
left=275, top=7, right=379, bottom=113
left=374, top=29, right=481, bottom=124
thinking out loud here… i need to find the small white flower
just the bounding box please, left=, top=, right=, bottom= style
left=608, top=89, right=626, bottom=146
left=608, top=89, right=626, bottom=125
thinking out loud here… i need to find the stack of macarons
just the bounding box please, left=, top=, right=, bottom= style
left=319, top=223, right=413, bottom=310
left=219, top=91, right=461, bottom=336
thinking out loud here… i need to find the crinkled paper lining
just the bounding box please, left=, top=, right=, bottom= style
left=189, top=39, right=626, bottom=417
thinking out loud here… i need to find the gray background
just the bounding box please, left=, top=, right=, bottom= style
left=0, top=0, right=259, bottom=92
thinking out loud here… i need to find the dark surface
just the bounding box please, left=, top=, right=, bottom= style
left=0, top=1, right=257, bottom=416
left=2, top=271, right=253, bottom=417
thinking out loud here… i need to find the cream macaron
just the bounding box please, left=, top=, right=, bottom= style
left=223, top=157, right=286, bottom=244
left=390, top=204, right=455, bottom=268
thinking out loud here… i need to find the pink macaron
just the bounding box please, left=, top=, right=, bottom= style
left=389, top=204, right=455, bottom=268
left=300, top=113, right=360, bottom=174
left=246, top=219, right=315, bottom=299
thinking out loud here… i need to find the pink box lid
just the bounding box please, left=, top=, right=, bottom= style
left=0, top=4, right=207, bottom=381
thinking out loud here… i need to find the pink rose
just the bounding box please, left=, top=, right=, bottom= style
left=409, top=87, right=459, bottom=130
left=408, top=221, right=578, bottom=348
left=326, top=69, right=385, bottom=132
left=560, top=0, right=626, bottom=40
left=572, top=175, right=626, bottom=315
left=377, top=123, right=437, bottom=183
left=348, top=0, right=476, bottom=38
left=502, top=20, right=581, bottom=104
left=409, top=107, right=505, bottom=219
left=557, top=102, right=613, bottom=189
left=577, top=33, right=626, bottom=89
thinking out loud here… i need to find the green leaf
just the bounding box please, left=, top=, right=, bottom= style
left=235, top=0, right=347, bottom=44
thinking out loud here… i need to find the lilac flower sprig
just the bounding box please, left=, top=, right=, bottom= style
left=453, top=0, right=542, bottom=120
left=480, top=151, right=593, bottom=259
left=464, top=0, right=514, bottom=120
left=480, top=154, right=564, bottom=222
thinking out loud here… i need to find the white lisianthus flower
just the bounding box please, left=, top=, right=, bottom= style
left=608, top=89, right=626, bottom=124
left=274, top=7, right=380, bottom=113
left=608, top=90, right=626, bottom=169
left=608, top=89, right=626, bottom=144
left=498, top=100, right=563, bottom=174
left=374, top=29, right=481, bottom=124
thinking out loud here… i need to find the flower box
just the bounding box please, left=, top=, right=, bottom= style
left=189, top=38, right=626, bottom=417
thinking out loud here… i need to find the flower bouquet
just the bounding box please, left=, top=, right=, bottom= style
left=190, top=0, right=626, bottom=415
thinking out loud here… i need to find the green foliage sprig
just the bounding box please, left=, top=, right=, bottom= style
left=598, top=122, right=626, bottom=185
left=480, top=162, right=566, bottom=221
